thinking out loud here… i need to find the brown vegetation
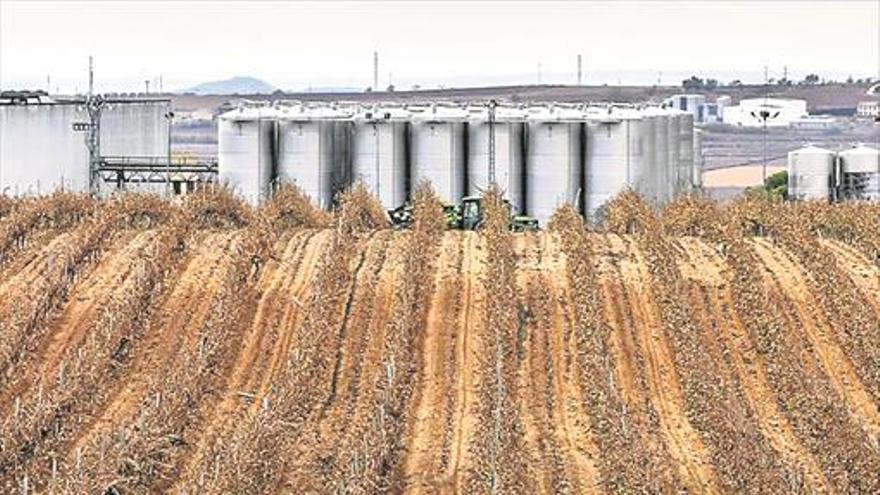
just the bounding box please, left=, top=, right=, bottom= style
left=0, top=190, right=878, bottom=493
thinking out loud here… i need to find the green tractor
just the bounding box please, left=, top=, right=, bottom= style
left=388, top=196, right=539, bottom=232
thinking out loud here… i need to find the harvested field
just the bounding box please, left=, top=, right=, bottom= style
left=0, top=188, right=878, bottom=493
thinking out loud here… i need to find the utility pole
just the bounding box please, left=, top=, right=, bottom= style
left=488, top=99, right=497, bottom=185
left=144, top=80, right=150, bottom=94
left=46, top=75, right=51, bottom=94
left=165, top=111, right=175, bottom=195
left=88, top=56, right=94, bottom=95
left=373, top=51, right=379, bottom=90
left=577, top=54, right=582, bottom=85
left=762, top=66, right=769, bottom=189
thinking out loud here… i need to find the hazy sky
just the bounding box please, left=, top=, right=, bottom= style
left=1, top=0, right=878, bottom=92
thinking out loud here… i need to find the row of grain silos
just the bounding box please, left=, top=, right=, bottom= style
left=217, top=101, right=699, bottom=224
left=788, top=144, right=880, bottom=201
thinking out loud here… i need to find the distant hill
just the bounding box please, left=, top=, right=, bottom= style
left=182, top=76, right=276, bottom=95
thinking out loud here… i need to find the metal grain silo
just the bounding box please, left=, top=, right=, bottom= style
left=466, top=105, right=526, bottom=212
left=840, top=145, right=880, bottom=200
left=0, top=102, right=90, bottom=196
left=100, top=100, right=169, bottom=157
left=276, top=104, right=352, bottom=208
left=525, top=105, right=583, bottom=225
left=351, top=105, right=409, bottom=209
left=218, top=106, right=274, bottom=205
left=678, top=112, right=695, bottom=192
left=643, top=109, right=671, bottom=203
left=693, top=128, right=703, bottom=189
left=787, top=145, right=834, bottom=201
left=666, top=111, right=683, bottom=195
left=409, top=105, right=467, bottom=204
left=584, top=109, right=630, bottom=217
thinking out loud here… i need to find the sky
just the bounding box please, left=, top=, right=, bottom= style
left=1, top=0, right=878, bottom=93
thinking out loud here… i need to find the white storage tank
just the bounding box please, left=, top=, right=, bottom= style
left=667, top=111, right=682, bottom=194
left=678, top=112, right=695, bottom=192
left=276, top=104, right=352, bottom=208
left=0, top=102, right=90, bottom=196
left=839, top=145, right=880, bottom=200
left=643, top=109, right=671, bottom=203
left=584, top=108, right=649, bottom=217
left=693, top=128, right=704, bottom=189
left=466, top=105, right=526, bottom=212
left=100, top=100, right=169, bottom=157
left=351, top=105, right=409, bottom=209
left=525, top=105, right=583, bottom=225
left=787, top=145, right=834, bottom=201
left=218, top=106, right=275, bottom=205
left=409, top=105, right=467, bottom=204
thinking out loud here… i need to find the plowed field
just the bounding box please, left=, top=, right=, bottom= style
left=0, top=189, right=878, bottom=494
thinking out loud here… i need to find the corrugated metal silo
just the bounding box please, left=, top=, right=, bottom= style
left=645, top=110, right=671, bottom=203
left=218, top=106, right=275, bottom=205
left=584, top=109, right=629, bottom=217
left=840, top=145, right=880, bottom=200
left=351, top=105, right=409, bottom=209
left=666, top=111, right=682, bottom=195
left=787, top=145, right=834, bottom=201
left=692, top=128, right=703, bottom=189
left=409, top=105, right=467, bottom=204
left=276, top=104, right=352, bottom=208
left=525, top=105, right=583, bottom=225
left=0, top=103, right=90, bottom=196
left=100, top=100, right=169, bottom=157
left=678, top=112, right=695, bottom=192
left=466, top=105, right=526, bottom=212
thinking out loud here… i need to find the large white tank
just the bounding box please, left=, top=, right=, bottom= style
left=100, top=100, right=169, bottom=157
left=644, top=110, right=671, bottom=203
left=525, top=105, right=583, bottom=225
left=678, top=112, right=695, bottom=192
left=409, top=105, right=467, bottom=203
left=667, top=111, right=682, bottom=194
left=351, top=106, right=409, bottom=209
left=839, top=145, right=880, bottom=200
left=276, top=104, right=352, bottom=208
left=693, top=128, right=703, bottom=189
left=0, top=103, right=90, bottom=196
left=584, top=108, right=644, bottom=217
left=218, top=106, right=275, bottom=205
left=466, top=105, right=526, bottom=212
left=787, top=145, right=834, bottom=201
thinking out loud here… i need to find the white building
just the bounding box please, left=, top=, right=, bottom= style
left=722, top=98, right=808, bottom=127
left=857, top=101, right=879, bottom=118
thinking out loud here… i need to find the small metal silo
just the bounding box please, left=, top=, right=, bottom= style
left=351, top=105, right=409, bottom=209
left=839, top=145, right=880, bottom=200
left=787, top=145, right=835, bottom=201
left=678, top=112, right=695, bottom=192
left=276, top=103, right=352, bottom=208
left=693, top=128, right=704, bottom=189
left=466, top=105, right=526, bottom=212
left=584, top=108, right=632, bottom=218
left=525, top=105, right=584, bottom=225
left=643, top=109, right=671, bottom=204
left=667, top=111, right=682, bottom=194
left=218, top=106, right=275, bottom=205
left=409, top=105, right=468, bottom=204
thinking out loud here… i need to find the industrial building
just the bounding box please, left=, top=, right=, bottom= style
left=662, top=94, right=729, bottom=124
left=0, top=92, right=171, bottom=196
left=722, top=98, right=808, bottom=127
left=788, top=144, right=880, bottom=201
left=217, top=101, right=701, bottom=224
